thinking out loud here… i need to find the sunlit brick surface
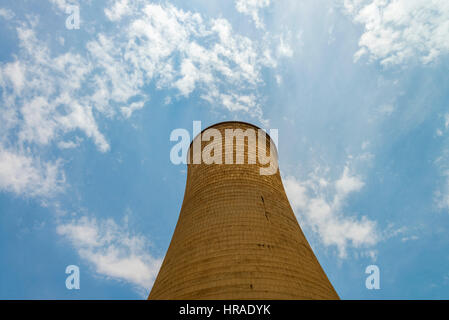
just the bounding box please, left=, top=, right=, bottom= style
left=148, top=122, right=339, bottom=300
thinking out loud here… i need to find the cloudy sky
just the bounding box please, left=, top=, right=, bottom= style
left=1, top=0, right=449, bottom=299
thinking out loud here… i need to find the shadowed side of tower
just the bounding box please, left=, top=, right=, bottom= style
left=148, top=121, right=339, bottom=299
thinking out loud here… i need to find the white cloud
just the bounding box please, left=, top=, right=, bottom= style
left=57, top=137, right=83, bottom=149
left=284, top=166, right=379, bottom=258
left=104, top=0, right=133, bottom=21
left=57, top=216, right=162, bottom=292
left=0, top=8, right=14, bottom=20
left=401, top=235, right=419, bottom=242
left=0, top=147, right=64, bottom=197
left=78, top=3, right=287, bottom=119
left=120, top=101, right=146, bottom=119
left=344, top=0, right=449, bottom=65
left=235, top=0, right=271, bottom=29
left=57, top=103, right=110, bottom=152
left=0, top=1, right=292, bottom=198
left=0, top=26, right=109, bottom=153
left=174, top=59, right=201, bottom=97
left=335, top=166, right=365, bottom=195
left=277, top=33, right=294, bottom=58
left=2, top=60, right=25, bottom=93
left=48, top=0, right=79, bottom=12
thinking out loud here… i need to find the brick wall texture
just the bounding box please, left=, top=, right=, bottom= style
left=148, top=121, right=339, bottom=300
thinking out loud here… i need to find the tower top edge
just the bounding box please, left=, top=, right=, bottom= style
left=188, top=121, right=275, bottom=150
left=203, top=121, right=263, bottom=131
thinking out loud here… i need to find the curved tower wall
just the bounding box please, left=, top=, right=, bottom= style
left=148, top=121, right=339, bottom=299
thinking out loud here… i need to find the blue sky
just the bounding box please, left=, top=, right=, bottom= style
left=1, top=0, right=449, bottom=299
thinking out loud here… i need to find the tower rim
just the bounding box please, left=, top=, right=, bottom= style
left=188, top=120, right=276, bottom=151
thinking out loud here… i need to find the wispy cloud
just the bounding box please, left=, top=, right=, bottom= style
left=0, top=7, right=14, bottom=20
left=343, top=0, right=449, bottom=65
left=235, top=0, right=271, bottom=29
left=0, top=23, right=109, bottom=153
left=0, top=1, right=292, bottom=199
left=284, top=165, right=379, bottom=258
left=104, top=0, right=132, bottom=21
left=57, top=216, right=162, bottom=293
left=48, top=0, right=79, bottom=12
left=96, top=1, right=286, bottom=119
left=0, top=147, right=64, bottom=197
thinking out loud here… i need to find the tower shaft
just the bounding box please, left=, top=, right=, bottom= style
left=149, top=121, right=339, bottom=299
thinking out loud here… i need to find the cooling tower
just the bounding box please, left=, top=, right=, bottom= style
left=148, top=121, right=339, bottom=299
